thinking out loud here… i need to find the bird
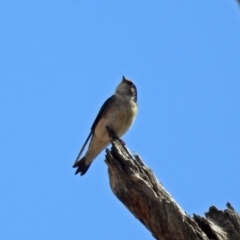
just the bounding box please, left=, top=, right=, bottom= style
left=73, top=76, right=138, bottom=176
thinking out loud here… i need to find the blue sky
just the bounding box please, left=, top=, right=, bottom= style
left=1, top=1, right=240, bottom=239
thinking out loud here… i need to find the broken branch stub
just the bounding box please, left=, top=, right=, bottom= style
left=104, top=127, right=240, bottom=240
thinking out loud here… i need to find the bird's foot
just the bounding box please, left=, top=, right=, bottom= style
left=119, top=139, right=125, bottom=145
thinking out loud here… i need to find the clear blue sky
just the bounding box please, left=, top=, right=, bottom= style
left=1, top=1, right=240, bottom=239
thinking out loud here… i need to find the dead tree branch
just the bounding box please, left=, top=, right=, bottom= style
left=105, top=126, right=240, bottom=240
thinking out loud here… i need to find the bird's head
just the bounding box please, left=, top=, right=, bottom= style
left=115, top=76, right=137, bottom=102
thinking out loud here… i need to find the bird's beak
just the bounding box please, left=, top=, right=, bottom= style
left=122, top=75, right=126, bottom=81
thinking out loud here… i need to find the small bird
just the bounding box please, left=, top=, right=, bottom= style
left=73, top=76, right=138, bottom=176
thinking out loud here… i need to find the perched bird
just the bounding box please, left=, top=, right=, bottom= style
left=73, top=76, right=138, bottom=176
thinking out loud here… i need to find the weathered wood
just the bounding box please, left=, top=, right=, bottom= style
left=105, top=127, right=240, bottom=240
left=194, top=203, right=240, bottom=240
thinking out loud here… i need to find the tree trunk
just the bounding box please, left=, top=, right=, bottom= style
left=105, top=127, right=240, bottom=240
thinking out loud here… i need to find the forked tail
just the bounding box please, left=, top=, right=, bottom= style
left=72, top=157, right=91, bottom=176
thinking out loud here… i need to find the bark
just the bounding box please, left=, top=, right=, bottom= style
left=104, top=126, right=240, bottom=240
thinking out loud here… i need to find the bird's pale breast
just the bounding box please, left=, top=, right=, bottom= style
left=94, top=98, right=137, bottom=142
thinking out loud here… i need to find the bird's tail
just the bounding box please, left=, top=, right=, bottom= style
left=72, top=157, right=91, bottom=176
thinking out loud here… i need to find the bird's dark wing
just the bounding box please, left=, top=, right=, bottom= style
left=90, top=95, right=115, bottom=131
left=74, top=95, right=115, bottom=163
left=74, top=131, right=92, bottom=163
